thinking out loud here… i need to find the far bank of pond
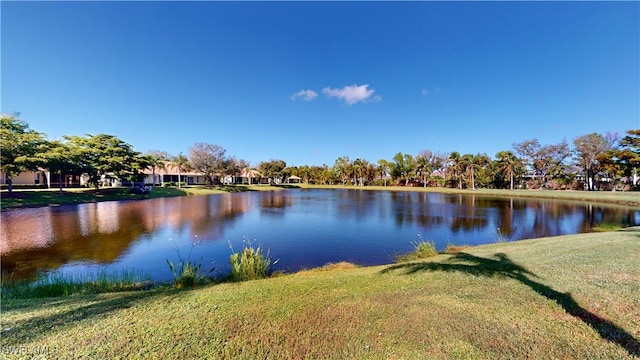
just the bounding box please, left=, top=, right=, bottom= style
left=2, top=188, right=639, bottom=282
left=297, top=184, right=640, bottom=207
left=1, top=184, right=639, bottom=211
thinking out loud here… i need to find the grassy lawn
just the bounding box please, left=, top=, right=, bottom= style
left=0, top=185, right=283, bottom=210
left=2, top=228, right=638, bottom=359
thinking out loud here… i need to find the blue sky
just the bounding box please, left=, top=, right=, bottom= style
left=2, top=1, right=638, bottom=167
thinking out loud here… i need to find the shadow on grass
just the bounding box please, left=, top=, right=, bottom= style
left=381, top=252, right=640, bottom=357
left=0, top=288, right=182, bottom=347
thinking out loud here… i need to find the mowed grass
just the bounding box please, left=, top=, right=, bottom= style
left=2, top=228, right=638, bottom=359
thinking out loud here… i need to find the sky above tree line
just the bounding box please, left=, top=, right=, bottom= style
left=2, top=1, right=638, bottom=167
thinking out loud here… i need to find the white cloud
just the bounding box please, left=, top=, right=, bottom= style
left=322, top=84, right=381, bottom=105
left=422, top=86, right=441, bottom=96
left=290, top=89, right=318, bottom=101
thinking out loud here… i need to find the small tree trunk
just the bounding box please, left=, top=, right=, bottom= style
left=471, top=167, right=476, bottom=191
left=58, top=172, right=63, bottom=195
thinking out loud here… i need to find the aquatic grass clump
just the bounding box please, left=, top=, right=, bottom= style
left=395, top=234, right=438, bottom=263
left=166, top=242, right=215, bottom=288
left=228, top=239, right=277, bottom=282
left=0, top=269, right=151, bottom=299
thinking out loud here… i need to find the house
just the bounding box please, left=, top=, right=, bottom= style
left=1, top=170, right=46, bottom=186
left=140, top=164, right=267, bottom=186
left=1, top=170, right=84, bottom=188
left=141, top=164, right=209, bottom=186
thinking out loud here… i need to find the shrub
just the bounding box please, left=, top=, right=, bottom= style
left=228, top=240, right=276, bottom=282
left=395, top=235, right=438, bottom=263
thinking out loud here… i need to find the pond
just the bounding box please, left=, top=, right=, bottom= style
left=2, top=189, right=639, bottom=282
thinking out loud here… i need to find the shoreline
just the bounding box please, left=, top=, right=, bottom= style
left=2, top=184, right=639, bottom=210
left=2, top=227, right=638, bottom=358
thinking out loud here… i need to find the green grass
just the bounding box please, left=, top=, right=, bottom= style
left=2, top=228, right=638, bottom=359
left=592, top=223, right=628, bottom=232
left=1, top=269, right=151, bottom=299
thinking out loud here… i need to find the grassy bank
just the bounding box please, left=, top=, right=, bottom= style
left=298, top=184, right=640, bottom=207
left=0, top=184, right=282, bottom=210
left=2, top=228, right=638, bottom=359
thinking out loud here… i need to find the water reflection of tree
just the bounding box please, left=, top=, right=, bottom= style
left=184, top=195, right=252, bottom=239
left=449, top=195, right=489, bottom=233
left=259, top=192, right=293, bottom=217
left=2, top=202, right=157, bottom=280
left=1, top=194, right=255, bottom=280
left=330, top=189, right=379, bottom=222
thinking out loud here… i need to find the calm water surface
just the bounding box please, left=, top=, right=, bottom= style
left=2, top=189, right=639, bottom=281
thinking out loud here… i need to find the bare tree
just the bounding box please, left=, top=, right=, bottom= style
left=573, top=133, right=618, bottom=190
left=188, top=143, right=227, bottom=187
left=514, top=139, right=570, bottom=187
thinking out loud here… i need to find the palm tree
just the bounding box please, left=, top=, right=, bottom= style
left=173, top=153, right=191, bottom=188
left=463, top=153, right=491, bottom=190
left=377, top=159, right=390, bottom=186
left=415, top=151, right=432, bottom=187
left=495, top=151, right=521, bottom=190
left=448, top=152, right=464, bottom=189
left=353, top=158, right=365, bottom=186
left=146, top=151, right=170, bottom=187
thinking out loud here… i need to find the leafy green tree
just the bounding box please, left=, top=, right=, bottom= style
left=333, top=156, right=352, bottom=185
left=616, top=129, right=640, bottom=185
left=391, top=152, right=414, bottom=185
left=297, top=165, right=312, bottom=184
left=65, top=134, right=143, bottom=189
left=34, top=140, right=76, bottom=194
left=258, top=159, right=287, bottom=184
left=223, top=157, right=249, bottom=184
left=189, top=143, right=227, bottom=187
left=0, top=114, right=47, bottom=192
left=596, top=129, right=640, bottom=189
left=316, top=164, right=334, bottom=185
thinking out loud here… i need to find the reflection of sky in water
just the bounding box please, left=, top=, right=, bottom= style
left=2, top=189, right=639, bottom=282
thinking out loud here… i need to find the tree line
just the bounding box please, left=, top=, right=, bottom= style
left=2, top=114, right=638, bottom=193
